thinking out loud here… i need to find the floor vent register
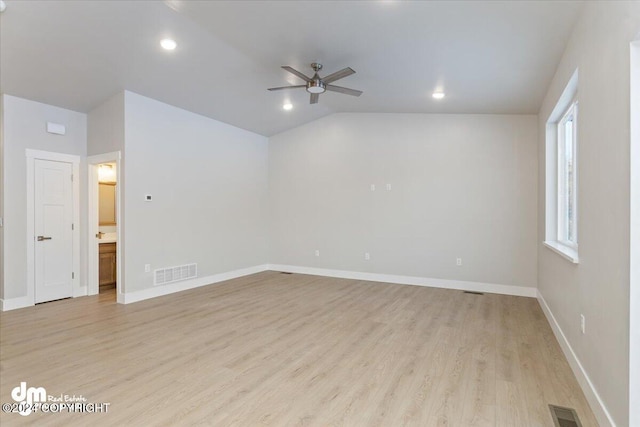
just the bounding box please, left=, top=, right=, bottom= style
left=154, top=263, right=197, bottom=286
left=549, top=404, right=583, bottom=427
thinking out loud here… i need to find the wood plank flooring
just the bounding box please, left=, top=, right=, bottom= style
left=0, top=271, right=598, bottom=426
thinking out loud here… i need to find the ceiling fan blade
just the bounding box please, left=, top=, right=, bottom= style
left=310, top=93, right=319, bottom=104
left=322, top=67, right=355, bottom=84
left=282, top=66, right=312, bottom=82
left=267, top=85, right=306, bottom=91
left=326, top=85, right=363, bottom=97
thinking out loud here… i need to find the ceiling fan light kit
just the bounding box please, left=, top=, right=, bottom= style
left=268, top=62, right=362, bottom=104
left=306, top=81, right=326, bottom=94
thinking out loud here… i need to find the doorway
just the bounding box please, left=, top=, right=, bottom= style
left=87, top=152, right=122, bottom=302
left=26, top=149, right=80, bottom=305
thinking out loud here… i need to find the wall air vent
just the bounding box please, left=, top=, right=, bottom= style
left=549, top=404, right=583, bottom=427
left=154, top=263, right=197, bottom=286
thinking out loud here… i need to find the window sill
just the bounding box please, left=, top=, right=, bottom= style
left=544, top=241, right=579, bottom=264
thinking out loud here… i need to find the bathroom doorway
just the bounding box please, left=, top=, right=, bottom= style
left=97, top=162, right=117, bottom=294
left=87, top=152, right=122, bottom=302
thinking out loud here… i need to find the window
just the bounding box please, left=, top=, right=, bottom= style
left=557, top=101, right=578, bottom=247
left=544, top=69, right=579, bottom=263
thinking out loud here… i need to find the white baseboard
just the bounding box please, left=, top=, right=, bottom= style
left=537, top=290, right=615, bottom=427
left=1, top=295, right=33, bottom=311
left=1, top=287, right=90, bottom=312
left=121, top=264, right=270, bottom=304
left=267, top=264, right=537, bottom=297
left=3, top=264, right=534, bottom=310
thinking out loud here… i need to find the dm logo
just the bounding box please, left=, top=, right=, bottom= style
left=11, top=382, right=46, bottom=416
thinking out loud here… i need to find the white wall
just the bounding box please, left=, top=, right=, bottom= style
left=537, top=2, right=640, bottom=426
left=0, top=94, right=87, bottom=300
left=87, top=92, right=124, bottom=156
left=269, top=113, right=538, bottom=289
left=0, top=91, right=268, bottom=303
left=630, top=36, right=640, bottom=427
left=122, top=91, right=268, bottom=293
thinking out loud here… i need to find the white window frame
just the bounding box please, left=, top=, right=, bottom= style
left=557, top=100, right=578, bottom=249
left=544, top=69, right=579, bottom=263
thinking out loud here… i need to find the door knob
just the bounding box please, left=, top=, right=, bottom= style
left=37, top=236, right=52, bottom=241
left=96, top=232, right=104, bottom=239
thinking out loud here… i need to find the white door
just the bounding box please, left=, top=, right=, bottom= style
left=34, top=159, right=73, bottom=303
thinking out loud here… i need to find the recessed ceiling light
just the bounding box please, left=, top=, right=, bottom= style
left=432, top=91, right=445, bottom=100
left=160, top=39, right=177, bottom=50
left=283, top=103, right=293, bottom=111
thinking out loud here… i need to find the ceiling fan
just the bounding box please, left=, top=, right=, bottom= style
left=268, top=63, right=363, bottom=104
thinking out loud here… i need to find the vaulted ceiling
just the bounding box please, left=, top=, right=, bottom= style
left=0, top=0, right=584, bottom=136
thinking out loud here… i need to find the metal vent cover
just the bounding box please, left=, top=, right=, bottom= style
left=549, top=404, right=583, bottom=427
left=154, top=263, right=197, bottom=286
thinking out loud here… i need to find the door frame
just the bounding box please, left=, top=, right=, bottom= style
left=26, top=149, right=81, bottom=305
left=87, top=151, right=122, bottom=303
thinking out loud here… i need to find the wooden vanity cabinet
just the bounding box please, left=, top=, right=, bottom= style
left=99, top=242, right=117, bottom=289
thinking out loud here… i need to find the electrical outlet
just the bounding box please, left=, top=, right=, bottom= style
left=144, top=264, right=151, bottom=273
left=370, top=184, right=376, bottom=192
left=315, top=250, right=320, bottom=257
left=365, top=252, right=370, bottom=261
left=386, top=183, right=391, bottom=191
left=456, top=258, right=462, bottom=266
left=580, top=314, right=586, bottom=334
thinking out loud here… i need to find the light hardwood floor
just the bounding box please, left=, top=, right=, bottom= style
left=0, top=271, right=597, bottom=426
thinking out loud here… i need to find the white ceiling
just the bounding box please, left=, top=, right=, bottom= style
left=0, top=0, right=584, bottom=136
